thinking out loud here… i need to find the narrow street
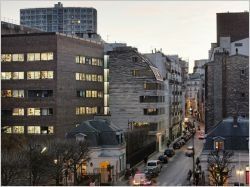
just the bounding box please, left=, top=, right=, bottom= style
left=155, top=120, right=205, bottom=186
left=117, top=120, right=205, bottom=186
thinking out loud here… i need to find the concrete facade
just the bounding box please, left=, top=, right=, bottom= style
left=107, top=47, right=167, bottom=143
left=1, top=32, right=104, bottom=137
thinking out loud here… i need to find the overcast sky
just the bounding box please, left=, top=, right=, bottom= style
left=1, top=1, right=249, bottom=72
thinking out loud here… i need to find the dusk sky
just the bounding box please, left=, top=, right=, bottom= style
left=1, top=1, right=249, bottom=72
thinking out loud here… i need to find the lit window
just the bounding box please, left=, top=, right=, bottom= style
left=86, top=90, right=92, bottom=97
left=92, top=91, right=97, bottom=98
left=98, top=91, right=103, bottom=98
left=27, top=108, right=41, bottom=116
left=27, top=71, right=40, bottom=79
left=12, top=90, right=24, bottom=98
left=76, top=56, right=85, bottom=64
left=41, top=71, right=54, bottom=79
left=76, top=107, right=86, bottom=115
left=1, top=54, right=12, bottom=62
left=86, top=74, right=92, bottom=81
left=98, top=75, right=103, bottom=82
left=41, top=52, right=53, bottom=61
left=92, top=74, right=97, bottom=81
left=1, top=72, right=12, bottom=80
left=86, top=107, right=92, bottom=114
left=92, top=58, right=98, bottom=66
left=1, top=90, right=12, bottom=97
left=214, top=141, right=224, bottom=151
left=27, top=126, right=41, bottom=134
left=12, top=72, right=24, bottom=80
left=12, top=108, right=24, bottom=116
left=76, top=73, right=80, bottom=80
left=132, top=70, right=139, bottom=76
left=3, top=126, right=12, bottom=133
left=12, top=126, right=24, bottom=134
left=12, top=54, right=24, bottom=62
left=27, top=53, right=41, bottom=61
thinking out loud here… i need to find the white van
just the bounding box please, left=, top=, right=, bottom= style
left=146, top=160, right=162, bottom=173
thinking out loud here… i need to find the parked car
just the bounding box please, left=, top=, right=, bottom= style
left=133, top=173, right=152, bottom=186
left=178, top=139, right=186, bottom=146
left=185, top=146, right=194, bottom=157
left=173, top=142, right=181, bottom=149
left=164, top=148, right=175, bottom=157
left=146, top=160, right=162, bottom=174
left=158, top=155, right=168, bottom=164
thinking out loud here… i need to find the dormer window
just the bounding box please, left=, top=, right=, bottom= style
left=213, top=136, right=225, bottom=151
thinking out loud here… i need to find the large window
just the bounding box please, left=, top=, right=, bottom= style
left=12, top=108, right=24, bottom=116
left=27, top=71, right=53, bottom=79
left=140, top=96, right=165, bottom=103
left=143, top=83, right=164, bottom=90
left=143, top=108, right=165, bottom=115
left=1, top=54, right=12, bottom=62
left=27, top=126, right=41, bottom=134
left=27, top=108, right=53, bottom=116
left=28, top=90, right=53, bottom=98
left=75, top=73, right=103, bottom=82
left=12, top=54, right=24, bottom=62
left=76, top=106, right=98, bottom=115
left=12, top=126, right=24, bottom=134
left=27, top=52, right=53, bottom=61
left=27, top=108, right=41, bottom=116
left=77, top=90, right=102, bottom=98
left=1, top=72, right=24, bottom=80
left=1, top=90, right=24, bottom=98
left=27, top=53, right=41, bottom=61
left=76, top=56, right=85, bottom=64
left=41, top=52, right=53, bottom=61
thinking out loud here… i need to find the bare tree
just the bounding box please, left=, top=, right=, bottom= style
left=207, top=150, right=233, bottom=186
left=47, top=138, right=89, bottom=185
left=1, top=150, right=25, bottom=186
left=1, top=134, right=27, bottom=186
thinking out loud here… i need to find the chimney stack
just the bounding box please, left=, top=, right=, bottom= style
left=233, top=112, right=238, bottom=127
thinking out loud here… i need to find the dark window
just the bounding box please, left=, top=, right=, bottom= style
left=85, top=57, right=92, bottom=65
left=132, top=56, right=138, bottom=62
left=241, top=69, right=245, bottom=75
left=241, top=93, right=245, bottom=97
left=140, top=96, right=164, bottom=103
left=235, top=43, right=243, bottom=47
left=28, top=90, right=53, bottom=98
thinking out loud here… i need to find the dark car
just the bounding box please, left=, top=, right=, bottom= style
left=158, top=155, right=168, bottom=164
left=164, top=149, right=175, bottom=157
left=173, top=142, right=181, bottom=149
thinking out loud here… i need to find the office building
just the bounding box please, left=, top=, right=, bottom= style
left=20, top=2, right=97, bottom=35
left=1, top=32, right=104, bottom=137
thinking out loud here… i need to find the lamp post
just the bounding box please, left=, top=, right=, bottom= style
left=192, top=120, right=195, bottom=185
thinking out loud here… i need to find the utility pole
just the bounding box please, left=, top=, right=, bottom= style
left=192, top=120, right=195, bottom=185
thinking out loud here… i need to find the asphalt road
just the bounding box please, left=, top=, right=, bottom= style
left=154, top=120, right=205, bottom=186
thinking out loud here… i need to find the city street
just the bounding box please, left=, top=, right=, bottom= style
left=117, top=120, right=205, bottom=186
left=155, top=120, right=205, bottom=186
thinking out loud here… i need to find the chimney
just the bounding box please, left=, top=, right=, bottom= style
left=233, top=113, right=238, bottom=127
